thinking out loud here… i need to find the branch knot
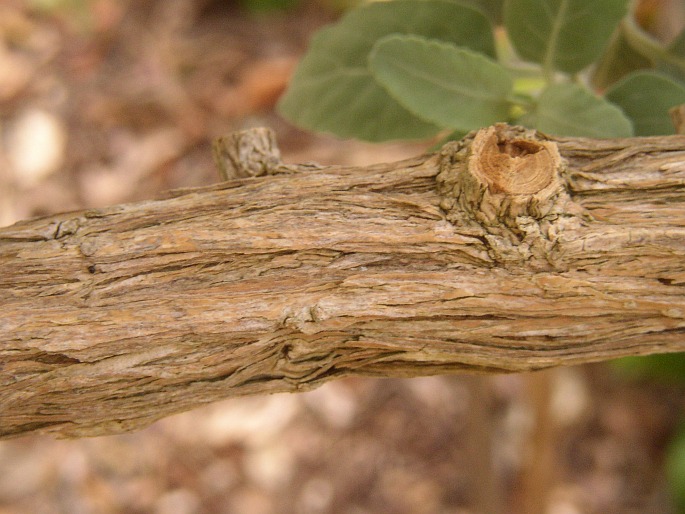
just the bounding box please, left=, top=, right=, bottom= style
left=437, top=124, right=586, bottom=270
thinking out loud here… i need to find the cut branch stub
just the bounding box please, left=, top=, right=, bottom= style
left=469, top=124, right=558, bottom=195
left=437, top=124, right=586, bottom=269
left=212, top=127, right=283, bottom=180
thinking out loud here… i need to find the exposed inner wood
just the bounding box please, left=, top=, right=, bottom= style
left=469, top=124, right=557, bottom=194
left=1, top=125, right=684, bottom=439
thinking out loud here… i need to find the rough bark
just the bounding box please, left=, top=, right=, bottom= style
left=1, top=124, right=684, bottom=439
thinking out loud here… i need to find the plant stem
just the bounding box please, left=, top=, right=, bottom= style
left=542, top=0, right=570, bottom=83
left=620, top=16, right=685, bottom=70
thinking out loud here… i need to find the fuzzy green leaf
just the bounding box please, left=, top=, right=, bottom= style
left=591, top=28, right=653, bottom=90
left=459, top=0, right=505, bottom=23
left=504, top=0, right=629, bottom=74
left=605, top=71, right=685, bottom=135
left=525, top=83, right=633, bottom=137
left=369, top=35, right=513, bottom=132
left=669, top=28, right=685, bottom=57
left=278, top=0, right=495, bottom=141
left=619, top=18, right=685, bottom=84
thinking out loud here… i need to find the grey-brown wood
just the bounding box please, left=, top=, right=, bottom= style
left=1, top=125, right=684, bottom=439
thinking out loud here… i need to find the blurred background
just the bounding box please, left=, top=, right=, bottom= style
left=1, top=1, right=684, bottom=513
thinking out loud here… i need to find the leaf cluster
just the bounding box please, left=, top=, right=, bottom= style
left=278, top=0, right=685, bottom=140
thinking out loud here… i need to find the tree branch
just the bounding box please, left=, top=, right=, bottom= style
left=1, top=125, right=684, bottom=439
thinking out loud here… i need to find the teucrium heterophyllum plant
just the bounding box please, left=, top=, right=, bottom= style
left=278, top=0, right=685, bottom=141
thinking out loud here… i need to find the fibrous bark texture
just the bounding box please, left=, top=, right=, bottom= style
left=1, top=124, right=684, bottom=439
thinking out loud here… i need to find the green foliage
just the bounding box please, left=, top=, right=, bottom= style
left=620, top=17, right=685, bottom=84
left=591, top=28, right=653, bottom=90
left=460, top=0, right=505, bottom=23
left=525, top=83, right=632, bottom=137
left=278, top=0, right=496, bottom=141
left=368, top=35, right=513, bottom=132
left=504, top=0, right=629, bottom=74
left=606, top=71, right=685, bottom=136
left=278, top=0, right=685, bottom=141
left=670, top=29, right=685, bottom=57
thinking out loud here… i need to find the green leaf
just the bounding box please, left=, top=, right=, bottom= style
left=504, top=0, right=629, bottom=74
left=277, top=0, right=495, bottom=141
left=661, top=31, right=685, bottom=80
left=591, top=27, right=653, bottom=90
left=605, top=71, right=685, bottom=136
left=666, top=425, right=685, bottom=512
left=524, top=83, right=633, bottom=137
left=369, top=35, right=513, bottom=132
left=620, top=16, right=685, bottom=84
left=458, top=0, right=505, bottom=24
left=657, top=58, right=685, bottom=85
left=669, top=27, right=685, bottom=57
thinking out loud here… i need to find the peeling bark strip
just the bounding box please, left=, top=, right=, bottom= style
left=1, top=125, right=685, bottom=439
